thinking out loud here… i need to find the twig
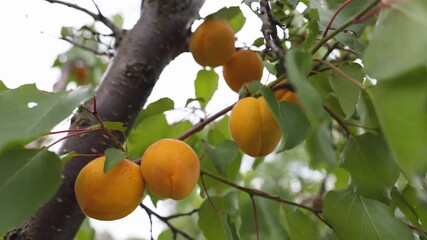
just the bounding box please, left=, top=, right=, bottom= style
left=323, top=105, right=351, bottom=138
left=311, top=0, right=379, bottom=54
left=323, top=0, right=353, bottom=38
left=47, top=128, right=103, bottom=148
left=81, top=97, right=126, bottom=152
left=60, top=37, right=108, bottom=56
left=200, top=170, right=319, bottom=213
left=177, top=103, right=235, bottom=141
left=249, top=195, right=260, bottom=240
left=44, top=0, right=124, bottom=41
left=139, top=203, right=195, bottom=240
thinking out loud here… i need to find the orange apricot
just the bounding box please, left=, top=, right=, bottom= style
left=189, top=18, right=235, bottom=68
left=273, top=80, right=299, bottom=104
left=229, top=96, right=282, bottom=157
left=222, top=50, right=264, bottom=93
left=140, top=138, right=200, bottom=200
left=74, top=156, right=145, bottom=221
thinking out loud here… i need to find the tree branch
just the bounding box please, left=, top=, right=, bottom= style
left=5, top=0, right=205, bottom=239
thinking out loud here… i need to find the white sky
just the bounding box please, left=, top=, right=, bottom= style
left=0, top=0, right=266, bottom=239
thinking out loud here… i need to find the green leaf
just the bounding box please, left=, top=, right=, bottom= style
left=207, top=6, right=246, bottom=33
left=370, top=68, right=427, bottom=174
left=194, top=69, right=219, bottom=108
left=262, top=87, right=311, bottom=151
left=237, top=81, right=264, bottom=99
left=363, top=0, right=427, bottom=80
left=198, top=197, right=234, bottom=240
left=305, top=120, right=336, bottom=167
left=280, top=206, right=317, bottom=240
left=303, top=19, right=319, bottom=51
left=323, top=189, right=413, bottom=240
left=329, top=63, right=364, bottom=118
left=60, top=151, right=77, bottom=164
left=73, top=218, right=95, bottom=240
left=310, top=0, right=373, bottom=36
left=127, top=114, right=169, bottom=159
left=102, top=121, right=127, bottom=132
left=334, top=32, right=366, bottom=57
left=0, top=81, right=9, bottom=92
left=0, top=85, right=92, bottom=151
left=202, top=140, right=240, bottom=176
left=341, top=133, right=399, bottom=202
left=134, top=97, right=174, bottom=126
left=390, top=186, right=423, bottom=229
left=103, top=148, right=129, bottom=173
left=0, top=148, right=62, bottom=235
left=286, top=48, right=328, bottom=124
left=253, top=37, right=264, bottom=47
left=60, top=26, right=74, bottom=38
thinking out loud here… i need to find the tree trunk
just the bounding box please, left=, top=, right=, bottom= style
left=5, top=0, right=204, bottom=239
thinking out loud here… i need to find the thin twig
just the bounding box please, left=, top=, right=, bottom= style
left=323, top=105, right=351, bottom=138
left=249, top=195, right=260, bottom=240
left=44, top=0, right=124, bottom=40
left=311, top=0, right=379, bottom=54
left=177, top=103, right=235, bottom=141
left=201, top=170, right=319, bottom=213
left=139, top=203, right=194, bottom=240
left=81, top=97, right=126, bottom=152
left=60, top=37, right=108, bottom=56
left=323, top=0, right=353, bottom=38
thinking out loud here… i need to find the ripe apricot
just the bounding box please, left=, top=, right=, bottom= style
left=223, top=50, right=264, bottom=93
left=140, top=138, right=200, bottom=200
left=229, top=96, right=282, bottom=157
left=273, top=80, right=299, bottom=104
left=190, top=18, right=235, bottom=68
left=74, top=156, right=144, bottom=221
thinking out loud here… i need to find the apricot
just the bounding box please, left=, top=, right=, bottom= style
left=74, top=156, right=145, bottom=221
left=190, top=18, right=235, bottom=68
left=140, top=138, right=200, bottom=200
left=222, top=50, right=264, bottom=93
left=229, top=96, right=282, bottom=157
left=273, top=80, right=299, bottom=104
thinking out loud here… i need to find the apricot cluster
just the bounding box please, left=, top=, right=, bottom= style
left=190, top=18, right=264, bottom=93
left=74, top=139, right=200, bottom=221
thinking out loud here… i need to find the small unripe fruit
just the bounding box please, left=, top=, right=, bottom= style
left=190, top=18, right=235, bottom=68
left=75, top=157, right=145, bottom=221
left=229, top=96, right=282, bottom=157
left=141, top=139, right=200, bottom=200
left=223, top=50, right=264, bottom=93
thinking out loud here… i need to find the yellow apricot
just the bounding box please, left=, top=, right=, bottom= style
left=190, top=18, right=235, bottom=68
left=273, top=80, right=299, bottom=104
left=140, top=138, right=200, bottom=200
left=74, top=156, right=144, bottom=221
left=229, top=96, right=282, bottom=157
left=223, top=50, right=264, bottom=93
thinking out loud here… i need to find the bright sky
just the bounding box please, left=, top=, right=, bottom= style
left=0, top=0, right=265, bottom=239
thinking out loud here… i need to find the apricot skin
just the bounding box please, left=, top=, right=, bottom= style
left=223, top=50, right=264, bottom=93
left=190, top=18, right=235, bottom=68
left=140, top=139, right=200, bottom=200
left=74, top=157, right=145, bottom=221
left=229, top=96, right=282, bottom=157
left=273, top=80, right=299, bottom=104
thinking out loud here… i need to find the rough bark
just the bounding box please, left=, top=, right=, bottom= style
left=5, top=0, right=204, bottom=239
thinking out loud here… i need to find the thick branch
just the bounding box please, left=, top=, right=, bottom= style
left=5, top=1, right=205, bottom=239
